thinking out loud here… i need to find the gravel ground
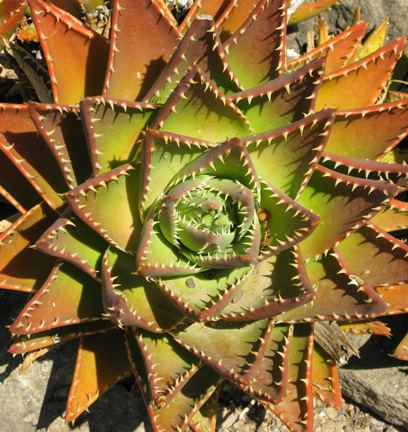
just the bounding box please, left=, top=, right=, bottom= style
left=215, top=381, right=404, bottom=432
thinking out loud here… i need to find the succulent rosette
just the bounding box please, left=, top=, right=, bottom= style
left=1, top=0, right=408, bottom=431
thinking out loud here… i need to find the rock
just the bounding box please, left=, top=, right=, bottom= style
left=339, top=315, right=408, bottom=429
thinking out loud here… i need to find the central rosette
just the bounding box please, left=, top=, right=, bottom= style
left=159, top=174, right=256, bottom=265
left=132, top=131, right=319, bottom=322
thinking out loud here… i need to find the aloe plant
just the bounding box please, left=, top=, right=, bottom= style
left=1, top=0, right=408, bottom=431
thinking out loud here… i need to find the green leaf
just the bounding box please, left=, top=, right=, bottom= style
left=10, top=261, right=104, bottom=335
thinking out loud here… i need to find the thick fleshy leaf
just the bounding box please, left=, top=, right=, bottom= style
left=126, top=329, right=221, bottom=432
left=29, top=0, right=110, bottom=104
left=230, top=59, right=326, bottom=134
left=171, top=319, right=270, bottom=383
left=241, top=109, right=334, bottom=200
left=287, top=23, right=367, bottom=74
left=10, top=261, right=103, bottom=335
left=278, top=250, right=388, bottom=323
left=157, top=266, right=251, bottom=322
left=103, top=0, right=181, bottom=101
left=320, top=152, right=408, bottom=188
left=356, top=17, right=388, bottom=60
left=28, top=103, right=92, bottom=189
left=257, top=181, right=319, bottom=259
left=376, top=284, right=408, bottom=315
left=102, top=247, right=184, bottom=332
left=145, top=16, right=242, bottom=103
left=136, top=208, right=202, bottom=277
left=0, top=0, right=28, bottom=43
left=239, top=323, right=293, bottom=403
left=0, top=104, right=66, bottom=211
left=288, top=0, right=340, bottom=25
left=141, top=130, right=214, bottom=215
left=35, top=210, right=108, bottom=280
left=0, top=203, right=57, bottom=292
left=224, top=0, right=287, bottom=87
left=66, top=330, right=131, bottom=422
left=180, top=0, right=235, bottom=34
left=9, top=320, right=116, bottom=355
left=65, top=163, right=142, bottom=252
left=80, top=97, right=159, bottom=175
left=338, top=223, right=408, bottom=287
left=221, top=247, right=314, bottom=321
left=142, top=366, right=220, bottom=432
left=151, top=66, right=252, bottom=142
left=312, top=343, right=342, bottom=409
left=298, top=165, right=397, bottom=260
left=133, top=328, right=202, bottom=408
left=392, top=331, right=408, bottom=361
left=339, top=320, right=391, bottom=336
left=264, top=323, right=314, bottom=432
left=316, top=40, right=405, bottom=110
left=188, top=385, right=221, bottom=432
left=325, top=100, right=408, bottom=160
left=371, top=200, right=408, bottom=232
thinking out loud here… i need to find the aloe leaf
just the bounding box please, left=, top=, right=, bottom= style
left=66, top=330, right=131, bottom=422
left=317, top=17, right=330, bottom=46
left=278, top=250, right=387, bottom=323
left=376, top=284, right=408, bottom=315
left=371, top=200, right=408, bottom=232
left=102, top=247, right=184, bottom=332
left=230, top=59, right=326, bottom=133
left=298, top=165, right=398, bottom=260
left=287, top=22, right=367, bottom=74
left=221, top=247, right=314, bottom=321
left=180, top=0, right=235, bottom=34
left=28, top=0, right=110, bottom=104
left=10, top=261, right=104, bottom=335
left=392, top=331, right=408, bottom=361
left=224, top=0, right=287, bottom=87
left=132, top=328, right=202, bottom=408
left=0, top=0, right=28, bottom=44
left=356, top=17, right=388, bottom=60
left=126, top=328, right=221, bottom=432
left=257, top=181, right=319, bottom=258
left=316, top=40, right=405, bottom=110
left=136, top=205, right=202, bottom=277
left=312, top=342, right=342, bottom=409
left=0, top=104, right=66, bottom=211
left=264, top=323, right=314, bottom=432
left=145, top=16, right=242, bottom=103
left=9, top=320, right=116, bottom=355
left=157, top=266, right=251, bottom=322
left=338, top=223, right=408, bottom=288
left=339, top=320, right=391, bottom=336
left=216, top=0, right=257, bottom=41
left=103, top=0, right=181, bottom=101
left=325, top=100, right=408, bottom=160
left=288, top=0, right=340, bottom=25
left=35, top=210, right=108, bottom=280
left=239, top=323, right=293, bottom=403
left=28, top=103, right=92, bottom=189
left=242, top=109, right=334, bottom=200
left=171, top=318, right=270, bottom=383
left=0, top=147, right=40, bottom=213
left=80, top=97, right=159, bottom=175
left=65, top=163, right=142, bottom=252
left=152, top=66, right=252, bottom=141
left=141, top=130, right=214, bottom=216
left=0, top=203, right=57, bottom=292
left=188, top=384, right=221, bottom=432
left=320, top=152, right=408, bottom=188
